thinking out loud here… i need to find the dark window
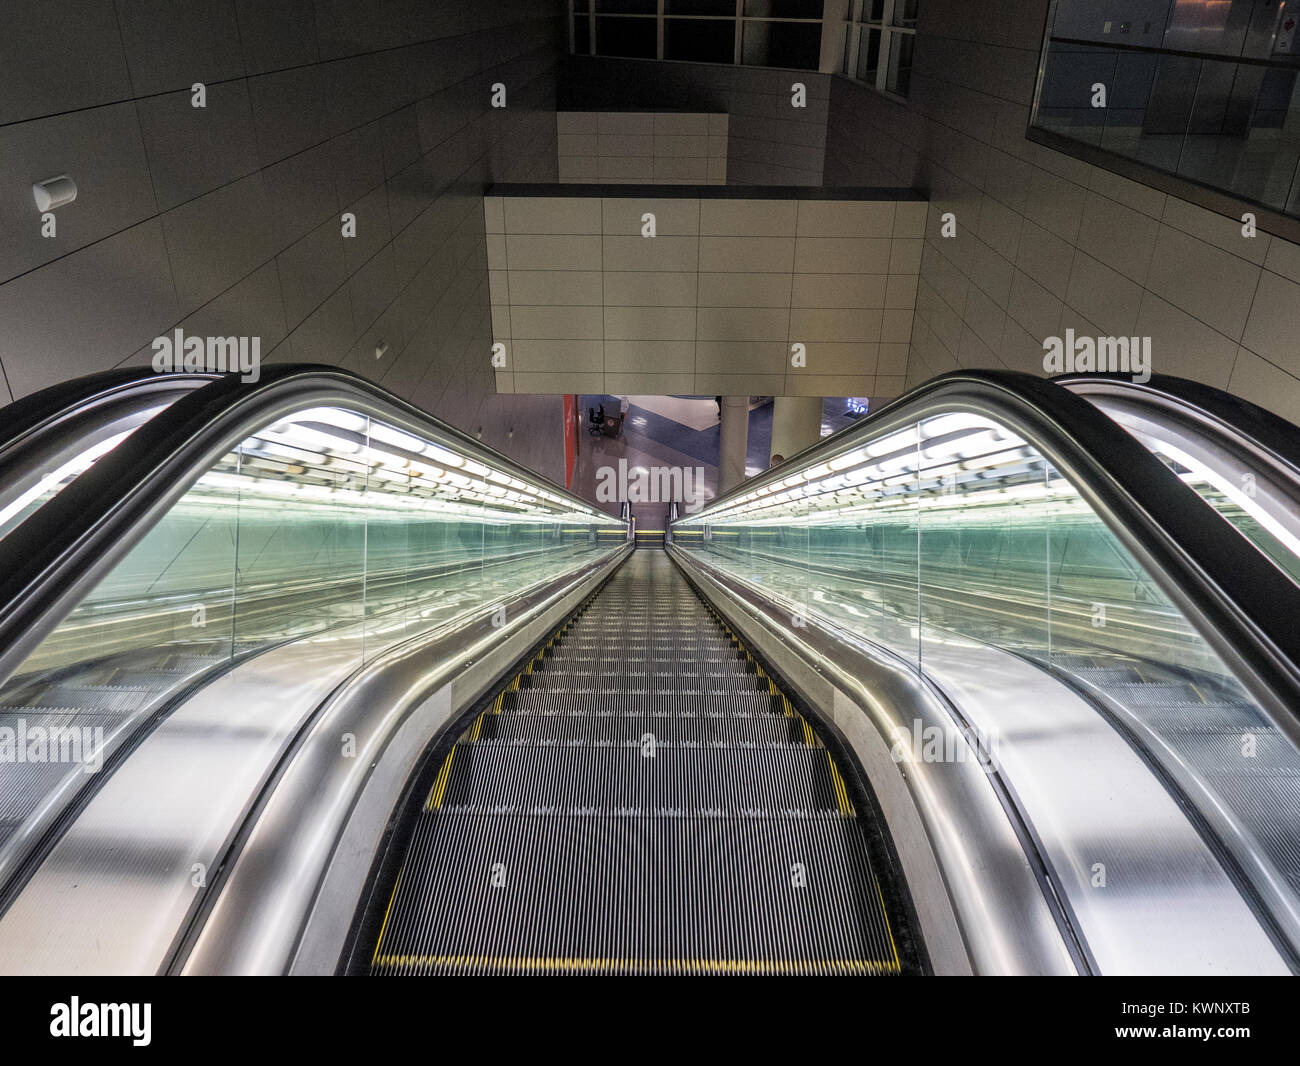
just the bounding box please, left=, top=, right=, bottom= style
left=573, top=15, right=592, bottom=55
left=572, top=0, right=832, bottom=71
left=743, top=0, right=825, bottom=17
left=857, top=27, right=881, bottom=83
left=666, top=0, right=736, bottom=14
left=886, top=31, right=913, bottom=95
left=595, top=16, right=657, bottom=59
left=595, top=0, right=657, bottom=13
left=742, top=20, right=822, bottom=69
left=666, top=18, right=737, bottom=64
left=843, top=1, right=917, bottom=98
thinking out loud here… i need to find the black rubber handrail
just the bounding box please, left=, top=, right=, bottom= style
left=678, top=368, right=1300, bottom=734
left=0, top=364, right=620, bottom=688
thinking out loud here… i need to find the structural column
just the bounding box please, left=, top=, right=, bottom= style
left=718, top=395, right=749, bottom=495
left=769, top=396, right=822, bottom=466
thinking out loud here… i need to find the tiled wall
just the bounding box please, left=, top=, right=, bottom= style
left=560, top=56, right=828, bottom=186
left=823, top=0, right=1300, bottom=426
left=486, top=190, right=924, bottom=397
left=558, top=111, right=728, bottom=184
left=0, top=0, right=570, bottom=483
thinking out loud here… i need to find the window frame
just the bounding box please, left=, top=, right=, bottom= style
left=840, top=0, right=916, bottom=101
left=569, top=1, right=829, bottom=70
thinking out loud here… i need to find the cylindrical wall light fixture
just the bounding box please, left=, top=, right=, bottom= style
left=33, top=175, right=78, bottom=212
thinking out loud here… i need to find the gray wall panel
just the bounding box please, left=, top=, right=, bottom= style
left=0, top=1, right=570, bottom=487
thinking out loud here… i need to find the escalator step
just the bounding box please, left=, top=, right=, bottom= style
left=1125, top=701, right=1267, bottom=734
left=372, top=811, right=897, bottom=975
left=483, top=712, right=801, bottom=746
left=507, top=692, right=783, bottom=716
left=432, top=743, right=843, bottom=814
left=22, top=686, right=153, bottom=714
left=0, top=761, right=89, bottom=823
left=370, top=551, right=897, bottom=975
left=1103, top=682, right=1220, bottom=707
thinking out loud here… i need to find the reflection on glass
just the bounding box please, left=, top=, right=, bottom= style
left=0, top=430, right=136, bottom=543
left=674, top=409, right=1300, bottom=945
left=857, top=27, right=881, bottom=83
left=1114, top=420, right=1300, bottom=586
left=892, top=0, right=918, bottom=28
left=1034, top=6, right=1300, bottom=219
left=0, top=405, right=622, bottom=891
left=886, top=31, right=913, bottom=95
left=741, top=19, right=822, bottom=70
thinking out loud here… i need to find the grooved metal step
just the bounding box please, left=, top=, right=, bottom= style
left=506, top=690, right=784, bottom=712
left=372, top=812, right=895, bottom=976
left=370, top=550, right=901, bottom=976
left=484, top=711, right=806, bottom=746
left=432, top=743, right=843, bottom=814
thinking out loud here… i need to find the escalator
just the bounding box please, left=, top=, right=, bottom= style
left=0, top=365, right=1298, bottom=975
left=362, top=551, right=912, bottom=976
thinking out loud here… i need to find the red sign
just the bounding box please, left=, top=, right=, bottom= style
left=562, top=394, right=577, bottom=490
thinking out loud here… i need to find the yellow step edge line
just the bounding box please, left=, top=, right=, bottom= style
left=875, top=878, right=901, bottom=972
left=801, top=717, right=815, bottom=748
left=427, top=747, right=456, bottom=811
left=372, top=953, right=898, bottom=974
left=470, top=714, right=484, bottom=742
left=371, top=871, right=403, bottom=965
left=827, top=755, right=855, bottom=815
